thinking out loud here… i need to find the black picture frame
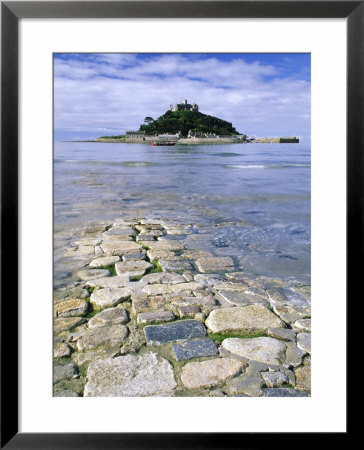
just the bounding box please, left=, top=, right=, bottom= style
left=1, top=1, right=357, bottom=448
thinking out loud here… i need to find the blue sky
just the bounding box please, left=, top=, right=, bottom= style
left=54, top=53, right=310, bottom=141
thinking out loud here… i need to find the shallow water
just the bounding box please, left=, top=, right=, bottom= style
left=54, top=141, right=310, bottom=284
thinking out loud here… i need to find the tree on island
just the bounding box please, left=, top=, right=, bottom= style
left=144, top=116, right=154, bottom=124
left=139, top=109, right=241, bottom=137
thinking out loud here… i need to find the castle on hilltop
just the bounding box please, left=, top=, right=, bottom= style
left=170, top=99, right=199, bottom=112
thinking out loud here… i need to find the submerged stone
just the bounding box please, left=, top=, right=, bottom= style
left=217, top=289, right=269, bottom=306
left=144, top=320, right=206, bottom=345
left=84, top=353, right=176, bottom=397
left=76, top=268, right=110, bottom=281
left=195, top=257, right=234, bottom=273
left=103, top=227, right=136, bottom=236
left=172, top=339, right=218, bottom=361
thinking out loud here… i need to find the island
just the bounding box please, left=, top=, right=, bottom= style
left=96, top=99, right=299, bottom=144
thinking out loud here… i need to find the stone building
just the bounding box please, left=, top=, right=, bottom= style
left=170, top=99, right=199, bottom=112
left=126, top=131, right=146, bottom=140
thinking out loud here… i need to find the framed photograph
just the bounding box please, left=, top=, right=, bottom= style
left=2, top=1, right=357, bottom=447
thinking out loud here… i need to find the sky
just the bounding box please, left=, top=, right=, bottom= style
left=53, top=53, right=310, bottom=142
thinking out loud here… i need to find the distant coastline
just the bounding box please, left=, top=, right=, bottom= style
left=64, top=136, right=299, bottom=144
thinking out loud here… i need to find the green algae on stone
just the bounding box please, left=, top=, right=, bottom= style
left=209, top=331, right=268, bottom=343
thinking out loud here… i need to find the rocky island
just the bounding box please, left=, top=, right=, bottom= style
left=95, top=99, right=299, bottom=144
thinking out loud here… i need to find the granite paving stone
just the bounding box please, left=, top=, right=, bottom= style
left=144, top=320, right=206, bottom=345
left=268, top=327, right=296, bottom=342
left=88, top=307, right=129, bottom=328
left=224, top=372, right=263, bottom=397
left=172, top=339, right=218, bottom=361
left=54, top=299, right=89, bottom=318
left=263, top=388, right=308, bottom=397
left=261, top=371, right=289, bottom=388
left=222, top=337, right=287, bottom=365
left=293, top=319, right=311, bottom=332
left=142, top=272, right=185, bottom=285
left=137, top=311, right=175, bottom=324
left=297, top=333, right=311, bottom=354
left=89, top=256, right=120, bottom=268
left=217, top=289, right=269, bottom=306
left=284, top=342, right=307, bottom=368
left=53, top=363, right=78, bottom=383
left=90, top=287, right=132, bottom=308
left=205, top=305, right=284, bottom=333
left=181, top=358, right=243, bottom=389
left=295, top=365, right=311, bottom=391
left=195, top=257, right=235, bottom=273
left=100, top=240, right=141, bottom=255
left=54, top=317, right=86, bottom=334
left=273, top=305, right=311, bottom=324
left=115, top=260, right=152, bottom=279
left=54, top=342, right=73, bottom=358
left=159, top=260, right=194, bottom=272
left=87, top=275, right=130, bottom=288
left=84, top=353, right=176, bottom=397
left=177, top=305, right=201, bottom=318
left=77, top=324, right=129, bottom=350
left=76, top=268, right=110, bottom=281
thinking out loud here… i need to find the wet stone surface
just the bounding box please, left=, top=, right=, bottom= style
left=53, top=218, right=311, bottom=397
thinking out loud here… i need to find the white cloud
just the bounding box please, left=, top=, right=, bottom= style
left=54, top=54, right=310, bottom=140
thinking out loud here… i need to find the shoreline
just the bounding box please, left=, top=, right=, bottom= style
left=64, top=137, right=299, bottom=144
left=54, top=216, right=311, bottom=398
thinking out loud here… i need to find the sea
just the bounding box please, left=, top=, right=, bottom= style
left=54, top=141, right=311, bottom=285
